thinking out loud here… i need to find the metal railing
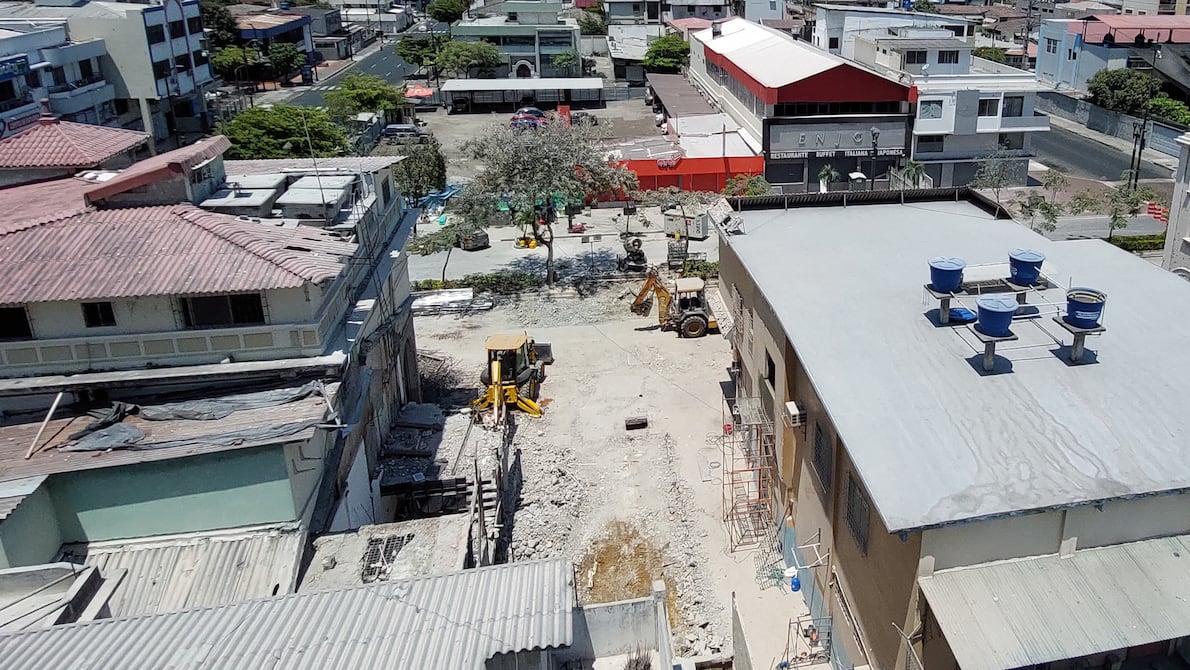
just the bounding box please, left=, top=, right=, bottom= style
left=0, top=94, right=34, bottom=112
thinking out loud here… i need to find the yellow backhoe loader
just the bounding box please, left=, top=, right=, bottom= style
left=630, top=268, right=718, bottom=338
left=471, top=333, right=554, bottom=428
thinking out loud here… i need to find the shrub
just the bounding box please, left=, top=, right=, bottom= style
left=682, top=260, right=719, bottom=279
left=1109, top=233, right=1166, bottom=252
left=411, top=271, right=544, bottom=294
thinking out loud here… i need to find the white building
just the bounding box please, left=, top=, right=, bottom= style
left=0, top=0, right=215, bottom=150
left=603, top=0, right=733, bottom=24
left=0, top=20, right=114, bottom=138
left=1163, top=131, right=1190, bottom=278
left=812, top=4, right=974, bottom=59
left=851, top=31, right=1050, bottom=186
left=453, top=2, right=579, bottom=78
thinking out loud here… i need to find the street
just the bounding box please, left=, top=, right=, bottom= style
left=1032, top=124, right=1169, bottom=181
left=284, top=44, right=417, bottom=108
left=1046, top=214, right=1165, bottom=240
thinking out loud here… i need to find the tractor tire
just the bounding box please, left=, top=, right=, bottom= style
left=680, top=314, right=709, bottom=338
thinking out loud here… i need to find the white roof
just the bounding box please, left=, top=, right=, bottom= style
left=441, top=78, right=604, bottom=92
left=691, top=19, right=846, bottom=88
left=679, top=132, right=755, bottom=158
left=920, top=534, right=1190, bottom=670
left=727, top=201, right=1190, bottom=531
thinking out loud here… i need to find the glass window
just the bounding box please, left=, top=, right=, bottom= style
left=811, top=421, right=834, bottom=493
left=1003, top=96, right=1024, bottom=117
left=82, top=302, right=117, bottom=328
left=79, top=58, right=94, bottom=79
left=152, top=60, right=172, bottom=80
left=24, top=71, right=40, bottom=89
left=938, top=50, right=959, bottom=64
left=828, top=36, right=839, bottom=50
left=998, top=132, right=1024, bottom=149
left=187, top=16, right=203, bottom=34
left=846, top=473, right=871, bottom=554
left=169, top=19, right=186, bottom=39
left=193, top=50, right=210, bottom=67
left=978, top=98, right=1000, bottom=117
left=180, top=294, right=266, bottom=328
left=146, top=24, right=166, bottom=44
left=919, top=100, right=944, bottom=120
left=1045, top=38, right=1058, bottom=54
left=917, top=135, right=944, bottom=152
left=0, top=307, right=32, bottom=340
left=51, top=67, right=66, bottom=86
left=904, top=50, right=927, bottom=64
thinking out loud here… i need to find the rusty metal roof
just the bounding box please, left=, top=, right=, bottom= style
left=0, top=117, right=148, bottom=170
left=83, top=135, right=232, bottom=204
left=0, top=203, right=356, bottom=305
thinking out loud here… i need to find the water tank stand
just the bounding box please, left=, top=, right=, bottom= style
left=1051, top=316, right=1106, bottom=363
left=968, top=326, right=1019, bottom=372
left=924, top=284, right=956, bottom=324
left=1003, top=279, right=1035, bottom=305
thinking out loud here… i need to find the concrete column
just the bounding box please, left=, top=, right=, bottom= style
left=139, top=97, right=157, bottom=155
left=1161, top=132, right=1190, bottom=272
left=652, top=580, right=673, bottom=669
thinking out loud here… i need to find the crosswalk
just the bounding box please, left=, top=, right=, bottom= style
left=307, top=84, right=339, bottom=91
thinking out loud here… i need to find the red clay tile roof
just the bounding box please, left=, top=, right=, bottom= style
left=0, top=177, right=94, bottom=235
left=0, top=201, right=356, bottom=305
left=0, top=117, right=148, bottom=170
left=85, top=135, right=233, bottom=204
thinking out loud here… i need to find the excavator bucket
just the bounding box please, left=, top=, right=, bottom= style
left=631, top=297, right=654, bottom=316
left=532, top=342, right=554, bottom=365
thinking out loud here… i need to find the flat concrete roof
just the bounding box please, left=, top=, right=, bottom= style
left=441, top=77, right=603, bottom=92
left=290, top=175, right=357, bottom=190
left=224, top=173, right=289, bottom=190
left=201, top=188, right=277, bottom=209
left=726, top=201, right=1190, bottom=531
left=275, top=185, right=349, bottom=206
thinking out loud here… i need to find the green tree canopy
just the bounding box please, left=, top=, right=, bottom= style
left=460, top=122, right=637, bottom=284
left=722, top=174, right=771, bottom=196
left=324, top=73, right=405, bottom=122
left=436, top=40, right=503, bottom=78
left=971, top=145, right=1019, bottom=216
left=396, top=36, right=438, bottom=67
left=912, top=0, right=935, bottom=11
left=268, top=42, right=306, bottom=78
left=220, top=106, right=350, bottom=159
left=210, top=45, right=262, bottom=79
left=393, top=137, right=448, bottom=204
left=200, top=0, right=238, bottom=48
left=1087, top=68, right=1161, bottom=116
left=428, top=0, right=467, bottom=24
left=642, top=34, right=690, bottom=72
left=552, top=48, right=580, bottom=70
left=1147, top=96, right=1190, bottom=127
left=973, top=46, right=1006, bottom=63
left=1068, top=172, right=1158, bottom=240
left=578, top=11, right=607, bottom=35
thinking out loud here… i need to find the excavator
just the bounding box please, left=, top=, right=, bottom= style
left=630, top=268, right=718, bottom=338
left=471, top=333, right=554, bottom=428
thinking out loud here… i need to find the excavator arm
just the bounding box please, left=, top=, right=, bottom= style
left=630, top=271, right=673, bottom=326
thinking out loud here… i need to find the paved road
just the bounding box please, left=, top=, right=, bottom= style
left=1044, top=214, right=1166, bottom=240
left=1032, top=125, right=1169, bottom=181
left=286, top=47, right=417, bottom=108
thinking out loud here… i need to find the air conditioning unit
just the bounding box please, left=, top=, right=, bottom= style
left=783, top=400, right=806, bottom=428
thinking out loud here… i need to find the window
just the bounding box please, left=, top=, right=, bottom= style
left=845, top=473, right=871, bottom=554
left=179, top=294, right=266, bottom=328
left=938, top=49, right=959, bottom=64
left=507, top=11, right=518, bottom=20
left=168, top=19, right=186, bottom=39
left=82, top=302, right=116, bottom=328
left=152, top=59, right=172, bottom=80
left=24, top=71, right=40, bottom=89
left=193, top=49, right=210, bottom=67
left=146, top=24, right=166, bottom=44
left=1002, top=95, right=1024, bottom=117
left=811, top=421, right=834, bottom=492
left=828, top=37, right=840, bottom=50
left=919, top=99, right=943, bottom=119
left=0, top=307, right=32, bottom=340
left=917, top=135, right=944, bottom=152
left=904, top=50, right=927, bottom=64
left=978, top=98, right=1000, bottom=117
left=79, top=58, right=94, bottom=79
left=50, top=67, right=66, bottom=86
left=187, top=16, right=203, bottom=34
left=1045, top=38, right=1058, bottom=54
left=998, top=132, right=1024, bottom=149
left=765, top=351, right=775, bottom=384
left=687, top=4, right=695, bottom=10
left=381, top=178, right=392, bottom=203
left=1067, top=48, right=1076, bottom=61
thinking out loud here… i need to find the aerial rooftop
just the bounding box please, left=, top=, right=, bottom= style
left=0, top=113, right=147, bottom=170
left=727, top=201, right=1190, bottom=531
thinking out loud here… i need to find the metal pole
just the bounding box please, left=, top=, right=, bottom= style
left=25, top=391, right=64, bottom=459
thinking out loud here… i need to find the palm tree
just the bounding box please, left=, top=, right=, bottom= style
left=901, top=160, right=926, bottom=189
left=818, top=164, right=840, bottom=194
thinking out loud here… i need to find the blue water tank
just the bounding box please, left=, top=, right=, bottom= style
left=928, top=257, right=966, bottom=293
left=1066, top=288, right=1106, bottom=328
left=976, top=295, right=1019, bottom=337
left=1008, top=248, right=1045, bottom=285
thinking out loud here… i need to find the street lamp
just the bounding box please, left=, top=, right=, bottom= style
left=870, top=126, right=881, bottom=191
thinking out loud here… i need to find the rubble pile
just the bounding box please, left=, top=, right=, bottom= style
left=507, top=429, right=589, bottom=561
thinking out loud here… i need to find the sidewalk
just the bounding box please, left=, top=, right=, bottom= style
left=1046, top=113, right=1179, bottom=171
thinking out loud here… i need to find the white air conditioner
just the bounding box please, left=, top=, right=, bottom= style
left=783, top=400, right=806, bottom=428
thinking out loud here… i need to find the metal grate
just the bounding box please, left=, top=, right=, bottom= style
left=360, top=533, right=414, bottom=583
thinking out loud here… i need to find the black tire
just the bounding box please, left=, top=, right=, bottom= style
left=680, top=314, right=708, bottom=338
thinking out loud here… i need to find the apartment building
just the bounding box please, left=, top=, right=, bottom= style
left=851, top=31, right=1049, bottom=186
left=1037, top=14, right=1190, bottom=93
left=0, top=19, right=115, bottom=138
left=453, top=1, right=579, bottom=78
left=812, top=4, right=974, bottom=59
left=604, top=0, right=734, bottom=23
left=719, top=197, right=1190, bottom=670
left=0, top=0, right=214, bottom=150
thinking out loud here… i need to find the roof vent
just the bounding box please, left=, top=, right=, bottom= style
left=712, top=20, right=723, bottom=38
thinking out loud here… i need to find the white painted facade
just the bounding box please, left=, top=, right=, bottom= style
left=1161, top=132, right=1190, bottom=278
left=812, top=5, right=973, bottom=59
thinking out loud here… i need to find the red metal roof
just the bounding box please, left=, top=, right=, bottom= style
left=85, top=135, right=233, bottom=204
left=0, top=116, right=148, bottom=170
left=0, top=177, right=93, bottom=236
left=1066, top=14, right=1190, bottom=42
left=667, top=17, right=714, bottom=31
left=0, top=202, right=357, bottom=305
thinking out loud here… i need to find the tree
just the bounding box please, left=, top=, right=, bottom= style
left=1147, top=96, right=1190, bottom=127
left=396, top=36, right=438, bottom=67
left=817, top=164, right=840, bottom=193
left=911, top=0, right=935, bottom=11
left=578, top=11, right=607, bottom=36
left=409, top=218, right=479, bottom=282
left=461, top=122, right=637, bottom=285
left=900, top=160, right=926, bottom=189
left=552, top=48, right=580, bottom=72
left=971, top=145, right=1018, bottom=216
left=393, top=137, right=448, bottom=205
left=973, top=46, right=1006, bottom=63
left=428, top=0, right=467, bottom=25
left=722, top=174, right=771, bottom=196
left=1042, top=169, right=1068, bottom=203
left=211, top=45, right=262, bottom=79
left=201, top=0, right=238, bottom=48
left=1087, top=68, right=1161, bottom=116
left=1012, top=191, right=1063, bottom=233
left=642, top=34, right=690, bottom=73
left=220, top=106, right=351, bottom=159
left=268, top=42, right=306, bottom=79
left=325, top=73, right=405, bottom=122
left=436, top=40, right=503, bottom=78
left=1068, top=171, right=1158, bottom=240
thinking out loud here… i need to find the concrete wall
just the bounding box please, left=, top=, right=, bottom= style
left=550, top=583, right=672, bottom=668
left=48, top=445, right=297, bottom=543
left=1037, top=90, right=1182, bottom=158
left=579, top=35, right=609, bottom=55
left=1163, top=133, right=1190, bottom=273
left=0, top=485, right=63, bottom=569
left=285, top=430, right=335, bottom=528
left=922, top=511, right=1063, bottom=570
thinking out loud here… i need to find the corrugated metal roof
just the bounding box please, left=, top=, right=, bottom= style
left=441, top=78, right=604, bottom=92
left=920, top=534, right=1190, bottom=670
left=0, top=559, right=574, bottom=669
left=0, top=117, right=148, bottom=170
left=0, top=203, right=356, bottom=305
left=224, top=156, right=403, bottom=175
left=60, top=524, right=305, bottom=617
left=693, top=18, right=846, bottom=88
left=0, top=177, right=94, bottom=236
left=645, top=73, right=716, bottom=117
left=0, top=476, right=45, bottom=522
left=83, top=136, right=232, bottom=204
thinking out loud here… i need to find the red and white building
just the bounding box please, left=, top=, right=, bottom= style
left=688, top=18, right=913, bottom=191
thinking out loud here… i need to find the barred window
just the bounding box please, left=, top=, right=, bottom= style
left=811, top=421, right=833, bottom=492
left=846, top=472, right=871, bottom=554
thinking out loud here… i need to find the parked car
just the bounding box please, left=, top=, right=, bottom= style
left=456, top=228, right=490, bottom=251
left=510, top=106, right=548, bottom=128
left=515, top=106, right=545, bottom=118
left=382, top=124, right=429, bottom=143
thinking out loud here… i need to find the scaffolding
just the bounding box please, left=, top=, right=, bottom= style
left=721, top=396, right=778, bottom=553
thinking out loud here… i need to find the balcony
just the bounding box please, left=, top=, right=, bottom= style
left=0, top=93, right=34, bottom=114
left=47, top=78, right=115, bottom=115
left=999, top=112, right=1051, bottom=132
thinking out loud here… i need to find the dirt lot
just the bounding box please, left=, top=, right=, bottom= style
left=414, top=289, right=810, bottom=662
